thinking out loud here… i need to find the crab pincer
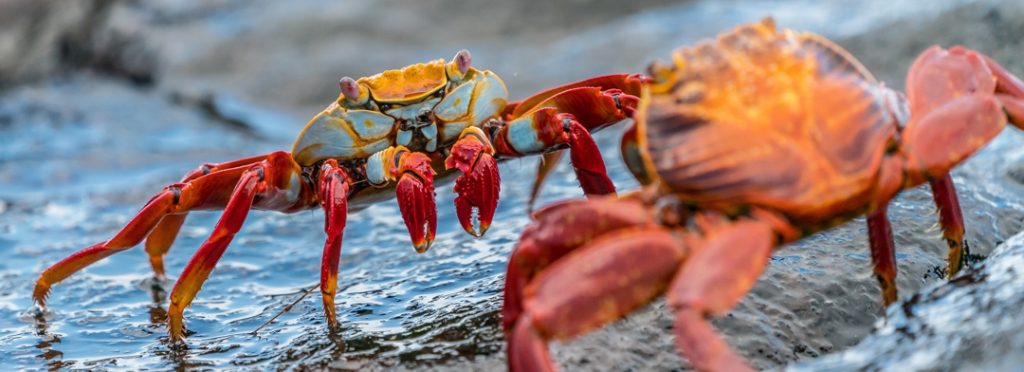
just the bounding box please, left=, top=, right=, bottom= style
left=392, top=150, right=438, bottom=252
left=446, top=127, right=500, bottom=237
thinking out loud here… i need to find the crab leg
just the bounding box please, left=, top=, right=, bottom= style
left=492, top=109, right=614, bottom=196
left=502, top=197, right=657, bottom=333
left=901, top=46, right=1010, bottom=184
left=898, top=46, right=1024, bottom=280
left=494, top=76, right=643, bottom=207
left=927, top=175, right=970, bottom=277
left=985, top=53, right=1024, bottom=126
left=503, top=74, right=645, bottom=119
left=866, top=206, right=898, bottom=305
left=32, top=155, right=279, bottom=306
left=144, top=154, right=274, bottom=279
left=33, top=189, right=178, bottom=305
left=167, top=152, right=308, bottom=340
left=526, top=151, right=563, bottom=215
left=667, top=219, right=777, bottom=372
left=510, top=227, right=684, bottom=372
left=368, top=146, right=437, bottom=252
left=167, top=165, right=265, bottom=340
left=317, top=159, right=351, bottom=330
left=446, top=127, right=500, bottom=237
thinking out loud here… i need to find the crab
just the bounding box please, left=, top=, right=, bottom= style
left=33, top=49, right=646, bottom=340
left=501, top=19, right=1024, bottom=371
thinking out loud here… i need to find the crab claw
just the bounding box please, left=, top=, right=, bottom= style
left=453, top=153, right=499, bottom=237
left=395, top=152, right=437, bottom=253
left=446, top=128, right=500, bottom=237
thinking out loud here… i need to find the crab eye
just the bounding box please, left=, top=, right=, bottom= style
left=378, top=103, right=391, bottom=111
left=434, top=89, right=445, bottom=98
left=339, top=76, right=360, bottom=101
left=454, top=49, right=471, bottom=75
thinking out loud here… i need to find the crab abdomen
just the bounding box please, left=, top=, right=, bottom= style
left=640, top=19, right=899, bottom=222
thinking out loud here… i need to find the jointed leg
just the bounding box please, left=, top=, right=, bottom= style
left=144, top=154, right=273, bottom=278
left=866, top=206, right=898, bottom=305
left=493, top=107, right=617, bottom=197
left=928, top=175, right=968, bottom=277
left=32, top=161, right=261, bottom=305
left=34, top=190, right=178, bottom=305
left=509, top=227, right=684, bottom=371
left=317, top=160, right=351, bottom=330
left=167, top=164, right=268, bottom=340
left=526, top=151, right=563, bottom=215
left=667, top=219, right=776, bottom=372
left=502, top=197, right=657, bottom=333
left=493, top=83, right=641, bottom=201
left=898, top=47, right=1024, bottom=280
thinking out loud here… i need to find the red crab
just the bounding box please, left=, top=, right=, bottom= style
left=502, top=19, right=1024, bottom=371
left=33, top=50, right=646, bottom=340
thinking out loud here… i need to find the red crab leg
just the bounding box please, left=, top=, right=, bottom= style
left=167, top=163, right=268, bottom=340
left=491, top=108, right=616, bottom=197
left=526, top=151, right=563, bottom=214
left=901, top=46, right=1008, bottom=184
left=667, top=219, right=777, bottom=372
left=985, top=52, right=1024, bottom=128
left=510, top=227, right=684, bottom=372
left=503, top=197, right=657, bottom=334
left=32, top=155, right=273, bottom=306
left=494, top=75, right=643, bottom=203
left=34, top=189, right=179, bottom=305
left=166, top=151, right=310, bottom=340
left=318, top=159, right=351, bottom=330
left=445, top=127, right=500, bottom=237
left=929, top=175, right=968, bottom=277
left=145, top=154, right=273, bottom=279
left=866, top=206, right=898, bottom=305
left=504, top=74, right=646, bottom=119
left=898, top=47, right=1024, bottom=280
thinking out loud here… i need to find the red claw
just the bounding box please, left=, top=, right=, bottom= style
left=454, top=153, right=499, bottom=237
left=446, top=130, right=500, bottom=237
left=395, top=152, right=437, bottom=253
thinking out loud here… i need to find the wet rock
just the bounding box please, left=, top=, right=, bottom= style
left=789, top=230, right=1024, bottom=371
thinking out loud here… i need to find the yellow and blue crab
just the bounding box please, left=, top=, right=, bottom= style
left=33, top=50, right=646, bottom=340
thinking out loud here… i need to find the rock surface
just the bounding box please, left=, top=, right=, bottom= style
left=790, top=230, right=1024, bottom=371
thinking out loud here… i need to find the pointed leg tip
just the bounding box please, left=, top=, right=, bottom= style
left=168, top=327, right=186, bottom=342
left=32, top=282, right=51, bottom=307
left=325, top=316, right=340, bottom=332
left=413, top=239, right=432, bottom=253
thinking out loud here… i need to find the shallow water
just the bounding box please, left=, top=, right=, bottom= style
left=2, top=0, right=1024, bottom=370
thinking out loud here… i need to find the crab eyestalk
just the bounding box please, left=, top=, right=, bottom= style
left=446, top=127, right=500, bottom=237
left=338, top=76, right=369, bottom=106
left=446, top=49, right=472, bottom=81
